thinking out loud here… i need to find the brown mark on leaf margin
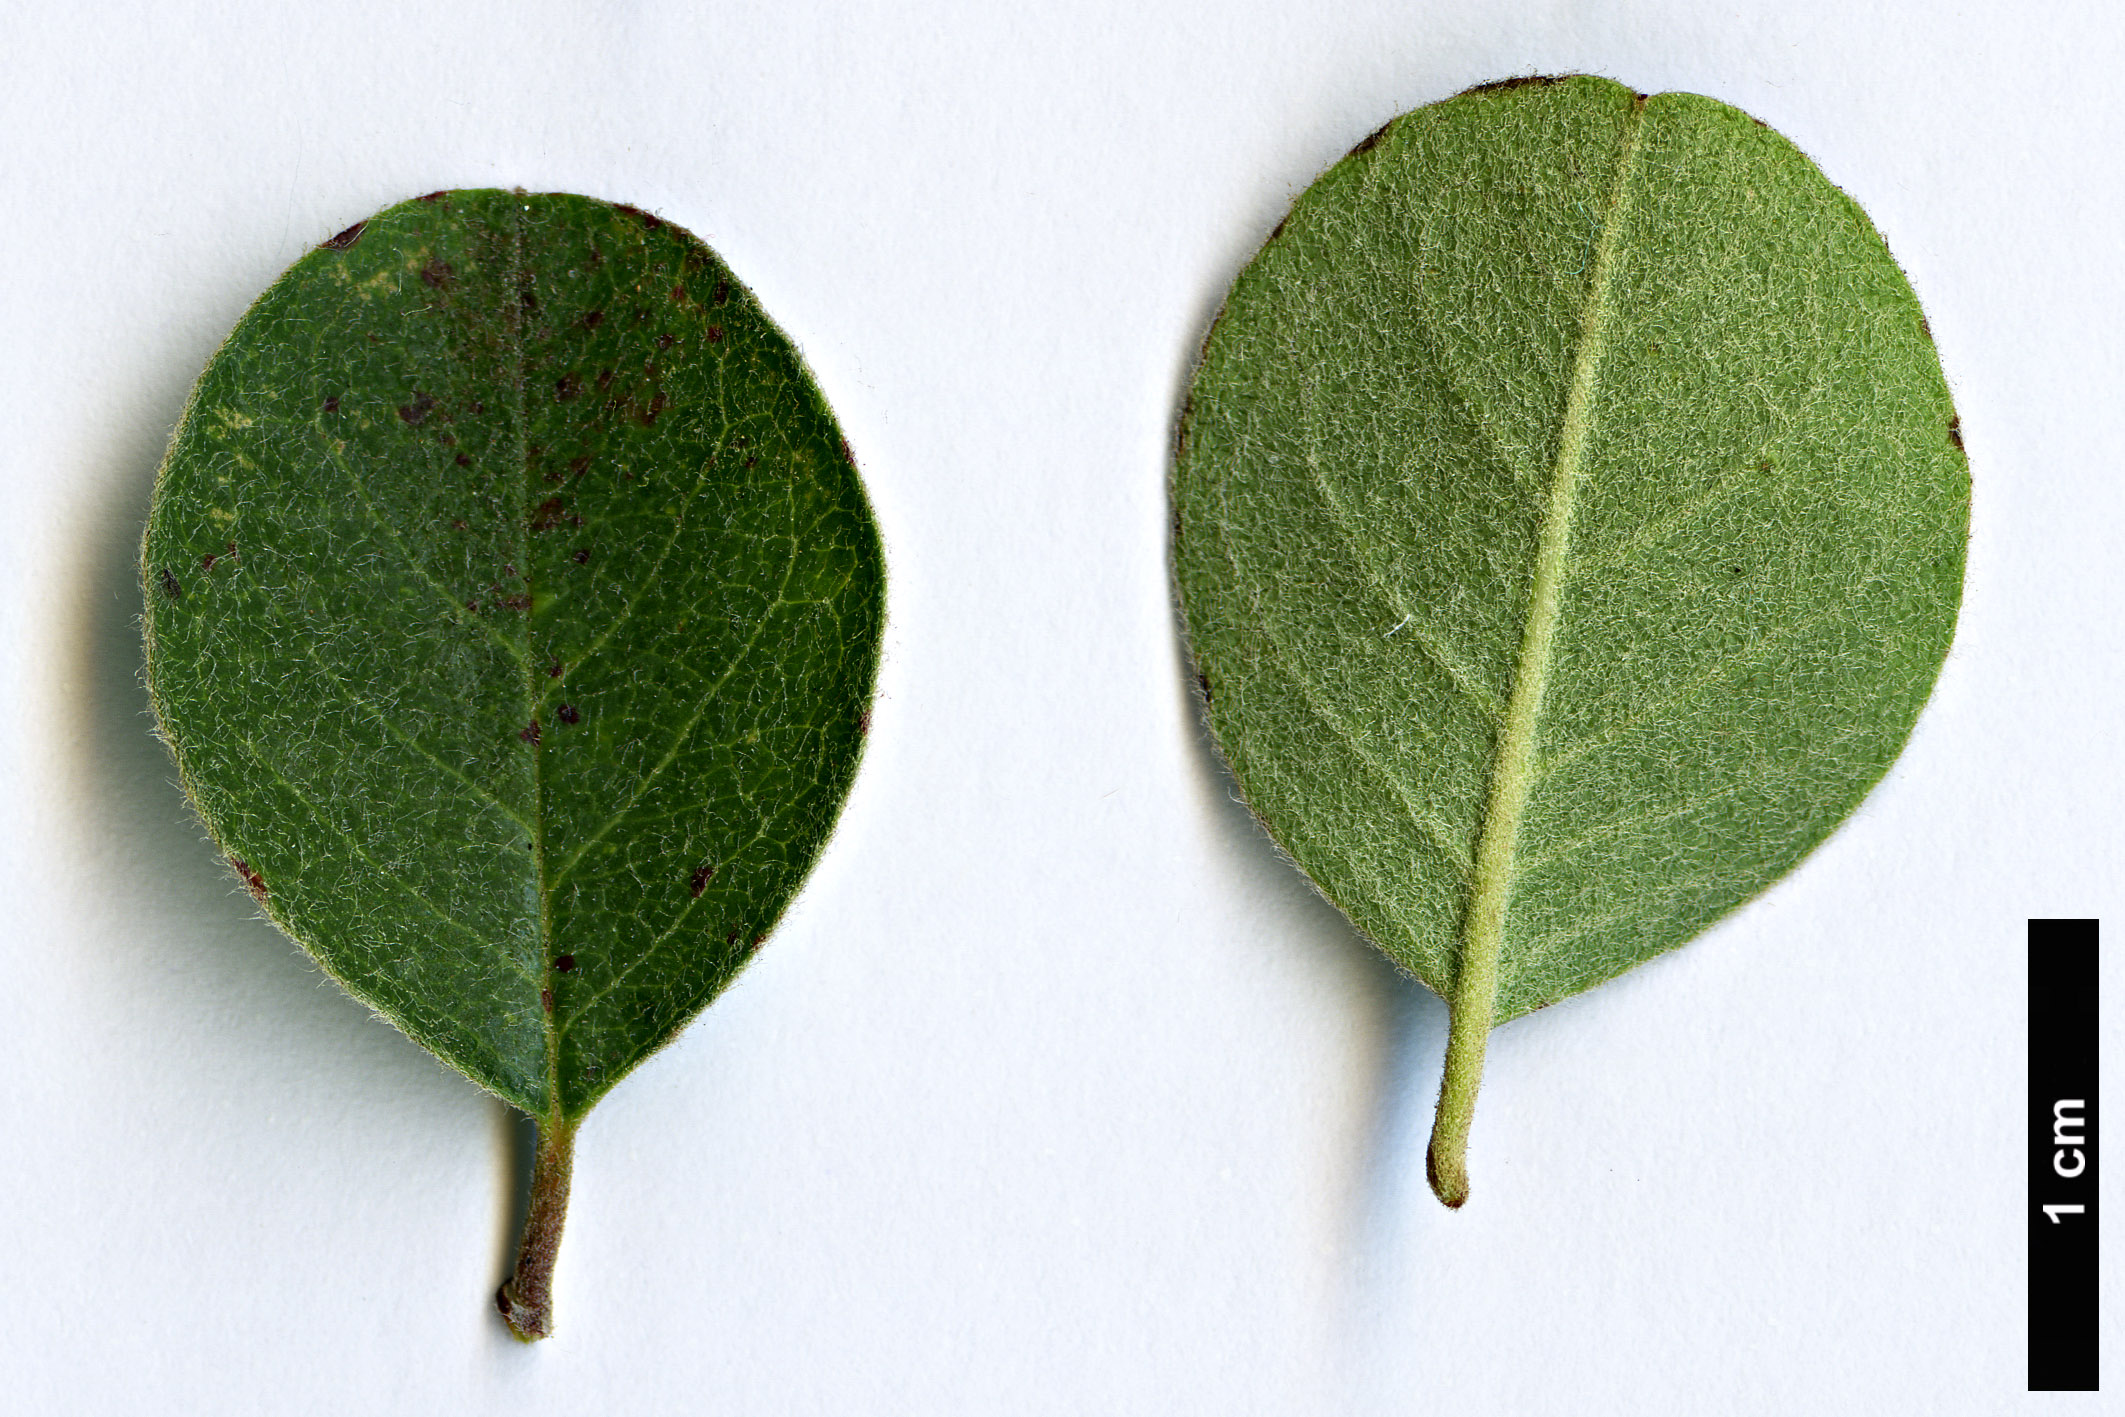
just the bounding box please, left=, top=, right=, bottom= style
left=1459, top=74, right=1570, bottom=98
left=1347, top=118, right=1395, bottom=158
left=230, top=857, right=268, bottom=901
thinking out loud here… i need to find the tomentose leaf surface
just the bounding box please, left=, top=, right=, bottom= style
left=1173, top=77, right=1967, bottom=1204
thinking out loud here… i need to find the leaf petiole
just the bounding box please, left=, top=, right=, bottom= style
left=1426, top=1000, right=1490, bottom=1208
left=497, top=1116, right=578, bottom=1341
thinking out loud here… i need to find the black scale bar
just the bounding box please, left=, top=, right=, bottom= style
left=2030, top=918, right=2099, bottom=1391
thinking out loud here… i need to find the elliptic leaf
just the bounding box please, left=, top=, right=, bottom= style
left=1172, top=77, right=1967, bottom=1205
left=142, top=190, right=884, bottom=1334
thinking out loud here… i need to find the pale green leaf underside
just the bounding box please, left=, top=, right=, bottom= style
left=143, top=191, right=883, bottom=1120
left=1174, top=77, right=1967, bottom=1022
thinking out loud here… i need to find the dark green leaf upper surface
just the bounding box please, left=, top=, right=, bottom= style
left=144, top=191, right=883, bottom=1119
left=1174, top=78, right=1967, bottom=1022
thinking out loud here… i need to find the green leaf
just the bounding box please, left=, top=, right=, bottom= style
left=141, top=190, right=884, bottom=1334
left=1172, top=77, right=1967, bottom=1206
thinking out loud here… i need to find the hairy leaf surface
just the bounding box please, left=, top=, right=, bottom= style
left=1172, top=77, right=1966, bottom=1202
left=143, top=190, right=883, bottom=1127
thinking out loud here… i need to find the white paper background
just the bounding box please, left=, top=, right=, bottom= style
left=4, top=2, right=2119, bottom=1411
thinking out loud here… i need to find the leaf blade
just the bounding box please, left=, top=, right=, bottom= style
left=1174, top=76, right=1967, bottom=1199
left=143, top=190, right=884, bottom=1123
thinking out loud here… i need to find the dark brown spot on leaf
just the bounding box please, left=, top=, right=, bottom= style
left=548, top=659, right=563, bottom=678
left=583, top=309, right=604, bottom=328
left=655, top=333, right=674, bottom=350
left=713, top=280, right=729, bottom=305
left=690, top=863, right=714, bottom=897
left=555, top=373, right=581, bottom=402
left=520, top=720, right=541, bottom=745
left=398, top=391, right=437, bottom=425
left=557, top=703, right=580, bottom=725
left=455, top=453, right=471, bottom=467
left=1196, top=672, right=1213, bottom=705
left=320, top=219, right=367, bottom=250
left=556, top=954, right=576, bottom=973
left=568, top=455, right=591, bottom=479
left=669, top=284, right=687, bottom=303
left=1460, top=74, right=1567, bottom=97
left=201, top=553, right=217, bottom=571
left=323, top=395, right=340, bottom=413
left=839, top=438, right=854, bottom=465
left=541, top=988, right=554, bottom=1013
left=420, top=259, right=455, bottom=289
left=749, top=934, right=767, bottom=953
left=158, top=567, right=182, bottom=601
left=532, top=497, right=567, bottom=532
left=500, top=593, right=532, bottom=613
left=595, top=369, right=614, bottom=390
left=1948, top=416, right=1964, bottom=452
left=857, top=708, right=871, bottom=736
left=1348, top=119, right=1393, bottom=157
left=230, top=857, right=267, bottom=901
left=572, top=548, right=590, bottom=565
left=706, top=325, right=723, bottom=343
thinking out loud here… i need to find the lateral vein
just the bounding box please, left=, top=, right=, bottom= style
left=1211, top=503, right=1476, bottom=881
left=1294, top=408, right=1507, bottom=723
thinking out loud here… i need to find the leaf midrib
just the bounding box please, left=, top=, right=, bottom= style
left=1450, top=96, right=1649, bottom=1025
left=506, top=197, right=565, bottom=1122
